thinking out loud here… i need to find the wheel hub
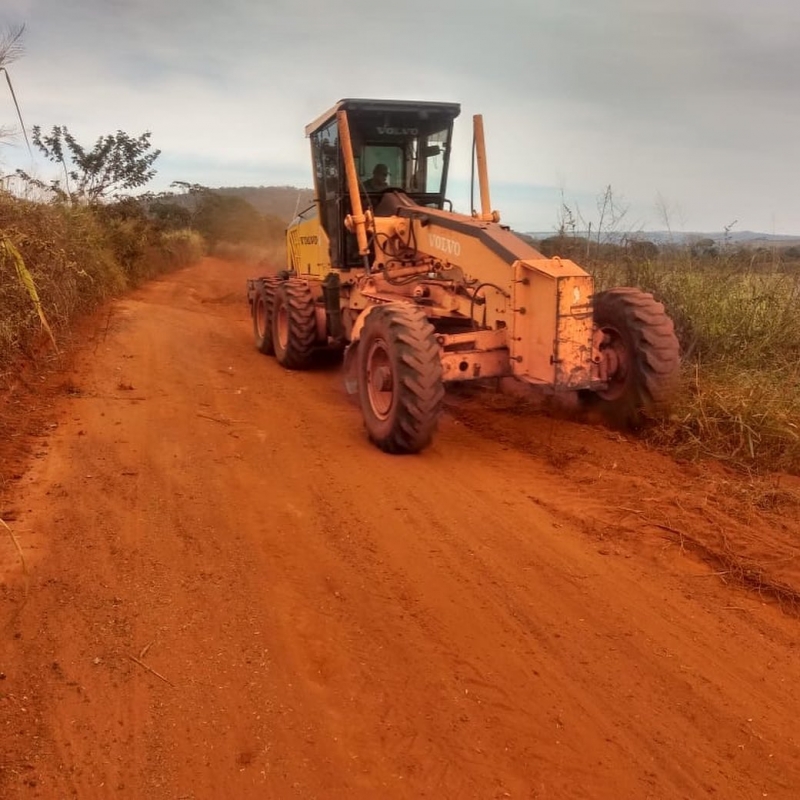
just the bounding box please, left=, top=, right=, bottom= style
left=598, top=327, right=629, bottom=400
left=374, top=365, right=393, bottom=391
left=365, top=339, right=394, bottom=420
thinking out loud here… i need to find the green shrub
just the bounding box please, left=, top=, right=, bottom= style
left=0, top=192, right=202, bottom=376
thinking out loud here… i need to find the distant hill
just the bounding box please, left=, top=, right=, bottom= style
left=214, top=185, right=314, bottom=223
left=523, top=230, right=800, bottom=247
left=159, top=186, right=800, bottom=247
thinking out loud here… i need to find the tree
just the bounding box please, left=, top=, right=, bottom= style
left=18, top=126, right=161, bottom=203
left=690, top=237, right=718, bottom=259
left=194, top=192, right=269, bottom=244
left=147, top=199, right=192, bottom=231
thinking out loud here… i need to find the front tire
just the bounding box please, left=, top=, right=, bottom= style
left=357, top=304, right=444, bottom=454
left=272, top=279, right=317, bottom=369
left=588, top=287, right=680, bottom=425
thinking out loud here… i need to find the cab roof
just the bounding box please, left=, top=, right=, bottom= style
left=305, top=98, right=462, bottom=137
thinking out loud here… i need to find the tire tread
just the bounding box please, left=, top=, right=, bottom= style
left=274, top=279, right=317, bottom=370
left=359, top=304, right=444, bottom=454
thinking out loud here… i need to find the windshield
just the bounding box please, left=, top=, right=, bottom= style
left=349, top=112, right=453, bottom=197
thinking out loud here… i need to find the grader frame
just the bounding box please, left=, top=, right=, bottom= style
left=246, top=99, right=679, bottom=453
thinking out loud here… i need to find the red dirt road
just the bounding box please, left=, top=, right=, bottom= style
left=2, top=258, right=800, bottom=799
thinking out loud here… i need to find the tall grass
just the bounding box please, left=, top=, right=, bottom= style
left=0, top=191, right=204, bottom=376
left=592, top=253, right=800, bottom=473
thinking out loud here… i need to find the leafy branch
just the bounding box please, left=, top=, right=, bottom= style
left=17, top=126, right=161, bottom=204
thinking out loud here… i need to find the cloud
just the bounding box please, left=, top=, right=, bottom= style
left=1, top=0, right=797, bottom=232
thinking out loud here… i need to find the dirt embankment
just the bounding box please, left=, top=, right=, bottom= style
left=2, top=258, right=800, bottom=799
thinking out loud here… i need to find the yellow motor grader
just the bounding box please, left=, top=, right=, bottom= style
left=246, top=98, right=679, bottom=453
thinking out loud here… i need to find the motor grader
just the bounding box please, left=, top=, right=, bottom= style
left=246, top=98, right=680, bottom=453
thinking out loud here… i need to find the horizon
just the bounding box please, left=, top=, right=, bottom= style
left=152, top=182, right=800, bottom=240
left=5, top=173, right=798, bottom=241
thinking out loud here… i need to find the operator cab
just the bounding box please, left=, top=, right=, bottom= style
left=305, top=98, right=461, bottom=268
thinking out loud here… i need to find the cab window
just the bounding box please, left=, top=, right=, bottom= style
left=360, top=146, right=403, bottom=187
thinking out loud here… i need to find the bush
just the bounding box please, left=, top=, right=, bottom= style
left=160, top=229, right=205, bottom=268
left=0, top=191, right=202, bottom=376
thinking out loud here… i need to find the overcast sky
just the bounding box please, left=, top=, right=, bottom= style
left=1, top=0, right=798, bottom=234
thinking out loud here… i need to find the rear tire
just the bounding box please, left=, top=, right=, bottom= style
left=586, top=287, right=680, bottom=426
left=253, top=278, right=279, bottom=355
left=357, top=304, right=444, bottom=454
left=272, top=279, right=317, bottom=370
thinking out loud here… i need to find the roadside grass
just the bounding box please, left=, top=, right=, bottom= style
left=591, top=252, right=800, bottom=474
left=0, top=191, right=204, bottom=377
